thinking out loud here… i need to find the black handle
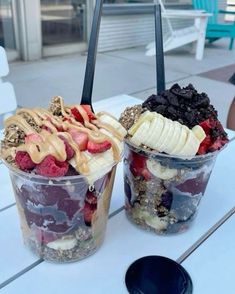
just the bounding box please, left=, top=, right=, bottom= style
left=81, top=0, right=103, bottom=109
left=155, top=4, right=165, bottom=94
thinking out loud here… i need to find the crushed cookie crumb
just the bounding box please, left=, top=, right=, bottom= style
left=119, top=104, right=144, bottom=130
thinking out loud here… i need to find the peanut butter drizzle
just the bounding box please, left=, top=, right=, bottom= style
left=58, top=132, right=88, bottom=173
left=56, top=96, right=71, bottom=118
left=16, top=109, right=43, bottom=126
left=4, top=99, right=123, bottom=174
left=17, top=130, right=67, bottom=163
left=84, top=120, right=99, bottom=132
left=73, top=105, right=89, bottom=122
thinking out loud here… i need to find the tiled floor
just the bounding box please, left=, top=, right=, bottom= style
left=3, top=38, right=235, bottom=127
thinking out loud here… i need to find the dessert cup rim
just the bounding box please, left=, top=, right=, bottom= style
left=2, top=158, right=119, bottom=183
left=124, top=139, right=227, bottom=162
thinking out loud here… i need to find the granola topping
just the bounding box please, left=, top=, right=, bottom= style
left=119, top=104, right=144, bottom=130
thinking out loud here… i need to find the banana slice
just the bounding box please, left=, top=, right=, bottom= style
left=177, top=131, right=200, bottom=156
left=100, top=128, right=123, bottom=153
left=153, top=117, right=172, bottom=151
left=157, top=119, right=174, bottom=152
left=47, top=236, right=77, bottom=250
left=128, top=111, right=154, bottom=136
left=144, top=114, right=164, bottom=148
left=69, top=150, right=114, bottom=184
left=164, top=121, right=181, bottom=154
left=98, top=114, right=127, bottom=138
left=130, top=120, right=151, bottom=146
left=192, top=125, right=206, bottom=142
left=171, top=125, right=188, bottom=156
left=139, top=210, right=168, bottom=231
left=85, top=150, right=114, bottom=183
left=146, top=159, right=177, bottom=180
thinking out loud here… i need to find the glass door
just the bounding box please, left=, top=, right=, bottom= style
left=40, top=0, right=87, bottom=51
left=0, top=0, right=19, bottom=59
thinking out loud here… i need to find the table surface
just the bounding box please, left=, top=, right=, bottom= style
left=0, top=95, right=235, bottom=294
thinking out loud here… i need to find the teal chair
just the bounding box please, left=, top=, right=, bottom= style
left=192, top=0, right=235, bottom=50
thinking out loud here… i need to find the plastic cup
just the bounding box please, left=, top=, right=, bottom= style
left=123, top=140, right=222, bottom=234
left=6, top=162, right=117, bottom=262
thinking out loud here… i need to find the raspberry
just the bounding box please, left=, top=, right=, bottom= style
left=36, top=155, right=68, bottom=177
left=59, top=136, right=75, bottom=160
left=15, top=151, right=36, bottom=170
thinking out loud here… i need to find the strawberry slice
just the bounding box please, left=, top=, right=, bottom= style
left=83, top=202, right=97, bottom=226
left=71, top=107, right=84, bottom=123
left=87, top=140, right=111, bottom=153
left=85, top=191, right=97, bottom=205
left=197, top=135, right=211, bottom=155
left=129, top=151, right=151, bottom=180
left=81, top=105, right=96, bottom=121
left=68, top=128, right=88, bottom=151
left=25, top=133, right=42, bottom=144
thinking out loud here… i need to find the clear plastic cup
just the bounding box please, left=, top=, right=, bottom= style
left=123, top=140, right=223, bottom=235
left=6, top=162, right=117, bottom=262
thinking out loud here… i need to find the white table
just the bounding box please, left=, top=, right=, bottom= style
left=0, top=95, right=235, bottom=294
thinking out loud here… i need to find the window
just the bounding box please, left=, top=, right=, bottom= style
left=103, top=0, right=191, bottom=3
left=104, top=1, right=153, bottom=4
left=40, top=0, right=87, bottom=46
left=0, top=0, right=16, bottom=50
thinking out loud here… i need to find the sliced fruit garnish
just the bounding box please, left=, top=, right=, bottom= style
left=71, top=105, right=95, bottom=123
left=25, top=133, right=42, bottom=144
left=15, top=151, right=36, bottom=170
left=71, top=107, right=84, bottom=123
left=129, top=151, right=151, bottom=180
left=199, top=119, right=210, bottom=134
left=58, top=136, right=75, bottom=160
left=68, top=128, right=88, bottom=151
left=85, top=191, right=97, bottom=205
left=83, top=202, right=96, bottom=226
left=87, top=140, right=111, bottom=153
left=81, top=105, right=96, bottom=121
left=197, top=135, right=211, bottom=155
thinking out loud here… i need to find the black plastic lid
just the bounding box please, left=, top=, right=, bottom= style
left=125, top=255, right=193, bottom=294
